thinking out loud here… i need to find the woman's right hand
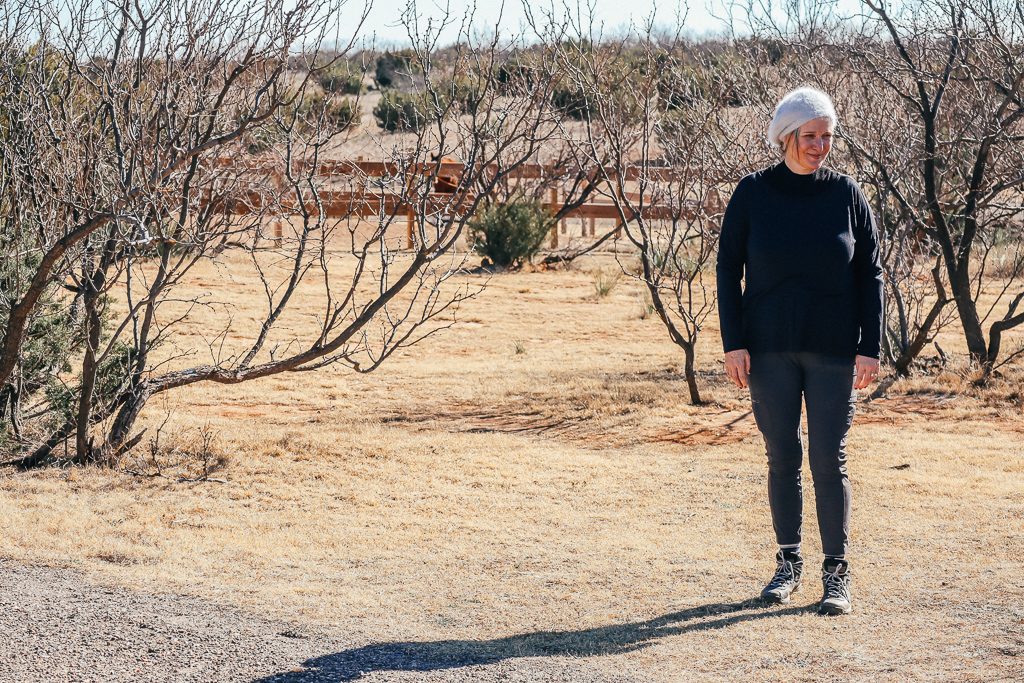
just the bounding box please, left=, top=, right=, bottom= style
left=724, top=349, right=751, bottom=389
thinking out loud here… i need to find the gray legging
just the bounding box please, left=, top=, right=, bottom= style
left=748, top=352, right=856, bottom=558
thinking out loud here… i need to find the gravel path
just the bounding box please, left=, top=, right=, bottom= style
left=0, top=562, right=632, bottom=682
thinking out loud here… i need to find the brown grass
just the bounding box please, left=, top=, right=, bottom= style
left=1, top=251, right=1022, bottom=681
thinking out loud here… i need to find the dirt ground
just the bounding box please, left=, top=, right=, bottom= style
left=1, top=252, right=1022, bottom=682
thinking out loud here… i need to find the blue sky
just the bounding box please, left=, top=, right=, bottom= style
left=340, top=0, right=732, bottom=47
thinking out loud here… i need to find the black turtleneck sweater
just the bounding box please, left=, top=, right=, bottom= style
left=716, top=162, right=884, bottom=358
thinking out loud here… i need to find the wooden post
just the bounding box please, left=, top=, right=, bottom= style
left=272, top=219, right=283, bottom=247
left=613, top=182, right=623, bottom=239
left=405, top=170, right=416, bottom=250
left=406, top=209, right=415, bottom=250
left=549, top=187, right=559, bottom=249
left=272, top=170, right=283, bottom=247
left=707, top=187, right=723, bottom=214
left=589, top=216, right=596, bottom=237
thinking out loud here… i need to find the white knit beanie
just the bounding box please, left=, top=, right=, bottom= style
left=767, top=87, right=838, bottom=154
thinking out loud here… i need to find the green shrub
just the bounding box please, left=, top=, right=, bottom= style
left=319, top=63, right=363, bottom=95
left=467, top=201, right=552, bottom=269
left=294, top=92, right=361, bottom=130
left=296, top=91, right=328, bottom=117
left=329, top=98, right=360, bottom=128
left=551, top=84, right=594, bottom=121
left=450, top=76, right=483, bottom=115
left=0, top=246, right=79, bottom=402
left=373, top=90, right=432, bottom=132
left=495, top=59, right=536, bottom=94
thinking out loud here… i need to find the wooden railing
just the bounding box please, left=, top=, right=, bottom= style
left=216, top=157, right=718, bottom=249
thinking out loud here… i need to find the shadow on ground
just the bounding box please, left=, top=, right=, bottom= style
left=254, top=598, right=813, bottom=682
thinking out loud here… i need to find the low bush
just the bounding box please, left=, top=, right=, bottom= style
left=319, top=63, right=363, bottom=95
left=593, top=268, right=622, bottom=298
left=296, top=90, right=328, bottom=118
left=495, top=59, right=536, bottom=94
left=467, top=201, right=552, bottom=269
left=295, top=92, right=361, bottom=131
left=551, top=84, right=594, bottom=121
left=450, top=76, right=483, bottom=115
left=373, top=90, right=432, bottom=132
left=329, top=98, right=360, bottom=128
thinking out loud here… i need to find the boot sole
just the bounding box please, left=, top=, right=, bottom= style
left=818, top=602, right=852, bottom=616
left=760, top=581, right=801, bottom=605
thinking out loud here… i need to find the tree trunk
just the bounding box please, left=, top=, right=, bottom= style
left=682, top=342, right=703, bottom=405
left=947, top=263, right=989, bottom=369
left=893, top=262, right=950, bottom=376
left=0, top=385, right=9, bottom=429
left=8, top=420, right=75, bottom=469
left=99, top=381, right=154, bottom=460
left=75, top=289, right=102, bottom=462
left=642, top=276, right=705, bottom=407
left=986, top=292, right=1024, bottom=369
left=892, top=304, right=943, bottom=376
left=9, top=376, right=23, bottom=442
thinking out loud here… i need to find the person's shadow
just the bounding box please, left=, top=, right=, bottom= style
left=253, top=598, right=813, bottom=682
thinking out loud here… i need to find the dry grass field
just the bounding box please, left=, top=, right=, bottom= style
left=1, top=248, right=1022, bottom=681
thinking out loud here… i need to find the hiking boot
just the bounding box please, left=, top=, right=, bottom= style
left=818, top=559, right=852, bottom=615
left=760, top=550, right=803, bottom=604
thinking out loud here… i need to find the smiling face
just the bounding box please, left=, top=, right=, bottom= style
left=784, top=116, right=834, bottom=174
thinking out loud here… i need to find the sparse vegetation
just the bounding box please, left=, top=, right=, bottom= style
left=328, top=97, right=360, bottom=128
left=637, top=288, right=656, bottom=319
left=592, top=268, right=622, bottom=298
left=319, top=62, right=364, bottom=95
left=372, top=90, right=432, bottom=131
left=550, top=83, right=594, bottom=121
left=122, top=421, right=229, bottom=482
left=0, top=254, right=1020, bottom=682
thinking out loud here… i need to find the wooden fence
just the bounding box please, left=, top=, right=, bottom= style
left=217, top=158, right=720, bottom=249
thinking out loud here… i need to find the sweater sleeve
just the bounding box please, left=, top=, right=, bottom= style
left=716, top=177, right=751, bottom=353
left=851, top=182, right=884, bottom=358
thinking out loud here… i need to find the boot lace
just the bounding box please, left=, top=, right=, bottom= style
left=767, top=558, right=797, bottom=590
left=822, top=567, right=850, bottom=602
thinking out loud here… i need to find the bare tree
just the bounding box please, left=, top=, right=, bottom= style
left=0, top=1, right=570, bottom=466
left=754, top=0, right=1024, bottom=375
left=1, top=0, right=347, bottom=461
left=561, top=25, right=766, bottom=404
left=840, top=95, right=956, bottom=375
left=731, top=2, right=955, bottom=378
left=441, top=40, right=616, bottom=267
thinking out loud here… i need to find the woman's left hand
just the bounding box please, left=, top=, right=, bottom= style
left=854, top=355, right=880, bottom=390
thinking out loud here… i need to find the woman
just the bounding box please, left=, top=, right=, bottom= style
left=716, top=87, right=884, bottom=616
